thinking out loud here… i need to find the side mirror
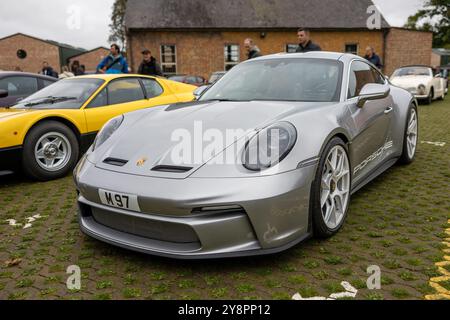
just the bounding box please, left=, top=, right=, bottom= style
left=193, top=85, right=210, bottom=100
left=0, top=89, right=8, bottom=98
left=434, top=74, right=442, bottom=78
left=357, top=84, right=390, bottom=108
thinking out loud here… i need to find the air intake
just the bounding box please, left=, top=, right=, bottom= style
left=151, top=165, right=193, bottom=173
left=103, top=158, right=128, bottom=167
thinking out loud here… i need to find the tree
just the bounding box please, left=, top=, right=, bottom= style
left=109, top=0, right=128, bottom=48
left=405, top=0, right=450, bottom=48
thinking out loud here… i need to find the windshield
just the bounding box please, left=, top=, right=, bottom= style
left=13, top=78, right=105, bottom=109
left=168, top=76, right=186, bottom=82
left=200, top=58, right=343, bottom=102
left=392, top=67, right=432, bottom=77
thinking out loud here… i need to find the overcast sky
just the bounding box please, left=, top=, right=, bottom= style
left=0, top=0, right=426, bottom=50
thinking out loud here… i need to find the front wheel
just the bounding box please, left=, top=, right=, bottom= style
left=311, top=137, right=351, bottom=238
left=22, top=121, right=79, bottom=181
left=398, top=105, right=418, bottom=165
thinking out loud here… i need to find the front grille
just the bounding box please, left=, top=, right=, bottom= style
left=90, top=206, right=200, bottom=244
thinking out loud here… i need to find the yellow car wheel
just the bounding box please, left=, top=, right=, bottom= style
left=22, top=121, right=79, bottom=181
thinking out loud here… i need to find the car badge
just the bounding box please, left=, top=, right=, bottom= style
left=136, top=157, right=148, bottom=167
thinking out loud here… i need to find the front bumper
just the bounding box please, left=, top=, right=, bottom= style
left=75, top=162, right=317, bottom=259
left=0, top=146, right=22, bottom=171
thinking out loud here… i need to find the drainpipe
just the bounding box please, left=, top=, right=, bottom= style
left=382, top=28, right=390, bottom=75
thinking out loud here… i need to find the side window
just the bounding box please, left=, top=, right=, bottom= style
left=371, top=68, right=386, bottom=85
left=348, top=61, right=378, bottom=98
left=141, top=78, right=163, bottom=99
left=107, top=78, right=145, bottom=105
left=0, top=77, right=38, bottom=96
left=87, top=88, right=108, bottom=108
left=43, top=80, right=54, bottom=88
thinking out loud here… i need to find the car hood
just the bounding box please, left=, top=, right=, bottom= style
left=390, top=75, right=431, bottom=88
left=94, top=100, right=325, bottom=178
left=0, top=108, right=32, bottom=121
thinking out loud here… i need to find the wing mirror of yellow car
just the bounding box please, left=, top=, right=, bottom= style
left=0, top=89, right=8, bottom=98
left=357, top=84, right=390, bottom=108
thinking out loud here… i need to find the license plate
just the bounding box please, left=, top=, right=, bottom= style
left=99, top=189, right=141, bottom=212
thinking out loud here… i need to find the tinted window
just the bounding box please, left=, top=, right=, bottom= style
left=348, top=61, right=382, bottom=98
left=43, top=80, right=55, bottom=87
left=141, top=78, right=163, bottom=98
left=107, top=78, right=145, bottom=105
left=0, top=76, right=38, bottom=96
left=186, top=76, right=198, bottom=84
left=87, top=88, right=108, bottom=108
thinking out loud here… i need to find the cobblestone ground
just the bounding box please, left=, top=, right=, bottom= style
left=0, top=98, right=449, bottom=300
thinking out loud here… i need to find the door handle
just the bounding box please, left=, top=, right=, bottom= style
left=384, top=106, right=393, bottom=114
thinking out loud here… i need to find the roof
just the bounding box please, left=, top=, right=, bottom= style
left=125, top=0, right=390, bottom=30
left=0, top=71, right=58, bottom=81
left=432, top=48, right=450, bottom=56
left=0, top=33, right=86, bottom=51
left=68, top=47, right=110, bottom=60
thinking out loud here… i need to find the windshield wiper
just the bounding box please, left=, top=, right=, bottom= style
left=24, top=96, right=77, bottom=107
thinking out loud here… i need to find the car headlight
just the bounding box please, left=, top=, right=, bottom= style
left=418, top=84, right=426, bottom=94
left=92, top=115, right=124, bottom=150
left=242, top=122, right=297, bottom=171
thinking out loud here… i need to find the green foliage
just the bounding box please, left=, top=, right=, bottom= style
left=109, top=0, right=128, bottom=48
left=405, top=0, right=450, bottom=47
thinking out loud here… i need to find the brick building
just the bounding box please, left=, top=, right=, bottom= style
left=125, top=0, right=432, bottom=78
left=68, top=47, right=110, bottom=73
left=0, top=33, right=86, bottom=73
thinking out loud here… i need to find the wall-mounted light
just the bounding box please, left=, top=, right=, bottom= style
left=260, top=32, right=266, bottom=39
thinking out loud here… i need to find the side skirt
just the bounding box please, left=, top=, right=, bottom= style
left=351, top=157, right=399, bottom=195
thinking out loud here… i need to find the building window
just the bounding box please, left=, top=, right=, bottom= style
left=286, top=44, right=298, bottom=53
left=345, top=44, right=359, bottom=55
left=17, top=49, right=27, bottom=59
left=160, top=45, right=177, bottom=75
left=224, top=45, right=240, bottom=71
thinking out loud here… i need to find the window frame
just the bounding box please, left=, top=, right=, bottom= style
left=285, top=44, right=298, bottom=53
left=224, top=44, right=240, bottom=71
left=160, top=44, right=177, bottom=76
left=344, top=43, right=359, bottom=55
left=346, top=59, right=387, bottom=100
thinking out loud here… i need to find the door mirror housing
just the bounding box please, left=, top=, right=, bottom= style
left=357, top=84, right=390, bottom=108
left=193, top=85, right=210, bottom=100
left=0, top=89, right=8, bottom=98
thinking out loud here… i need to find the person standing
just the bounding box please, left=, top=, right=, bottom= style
left=71, top=60, right=85, bottom=76
left=364, top=46, right=383, bottom=70
left=97, top=44, right=129, bottom=74
left=42, top=61, right=58, bottom=78
left=137, top=49, right=163, bottom=76
left=59, top=66, right=75, bottom=79
left=244, top=38, right=262, bottom=60
left=296, top=28, right=322, bottom=53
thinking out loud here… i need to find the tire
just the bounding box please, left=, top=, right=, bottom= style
left=398, top=104, right=418, bottom=165
left=425, top=88, right=433, bottom=105
left=22, top=121, right=79, bottom=181
left=311, top=137, right=351, bottom=238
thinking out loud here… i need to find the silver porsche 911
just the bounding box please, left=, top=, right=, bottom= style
left=74, top=52, right=418, bottom=259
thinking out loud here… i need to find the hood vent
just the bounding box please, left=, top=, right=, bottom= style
left=151, top=165, right=193, bottom=173
left=103, top=157, right=129, bottom=167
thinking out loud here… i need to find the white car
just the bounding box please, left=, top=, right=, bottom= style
left=390, top=65, right=446, bottom=104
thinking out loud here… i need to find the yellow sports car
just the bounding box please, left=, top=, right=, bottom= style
left=0, top=74, right=195, bottom=180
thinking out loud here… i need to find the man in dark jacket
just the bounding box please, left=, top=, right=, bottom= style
left=41, top=61, right=58, bottom=78
left=138, top=49, right=163, bottom=76
left=244, top=38, right=262, bottom=60
left=364, top=46, right=383, bottom=70
left=296, top=28, right=322, bottom=53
